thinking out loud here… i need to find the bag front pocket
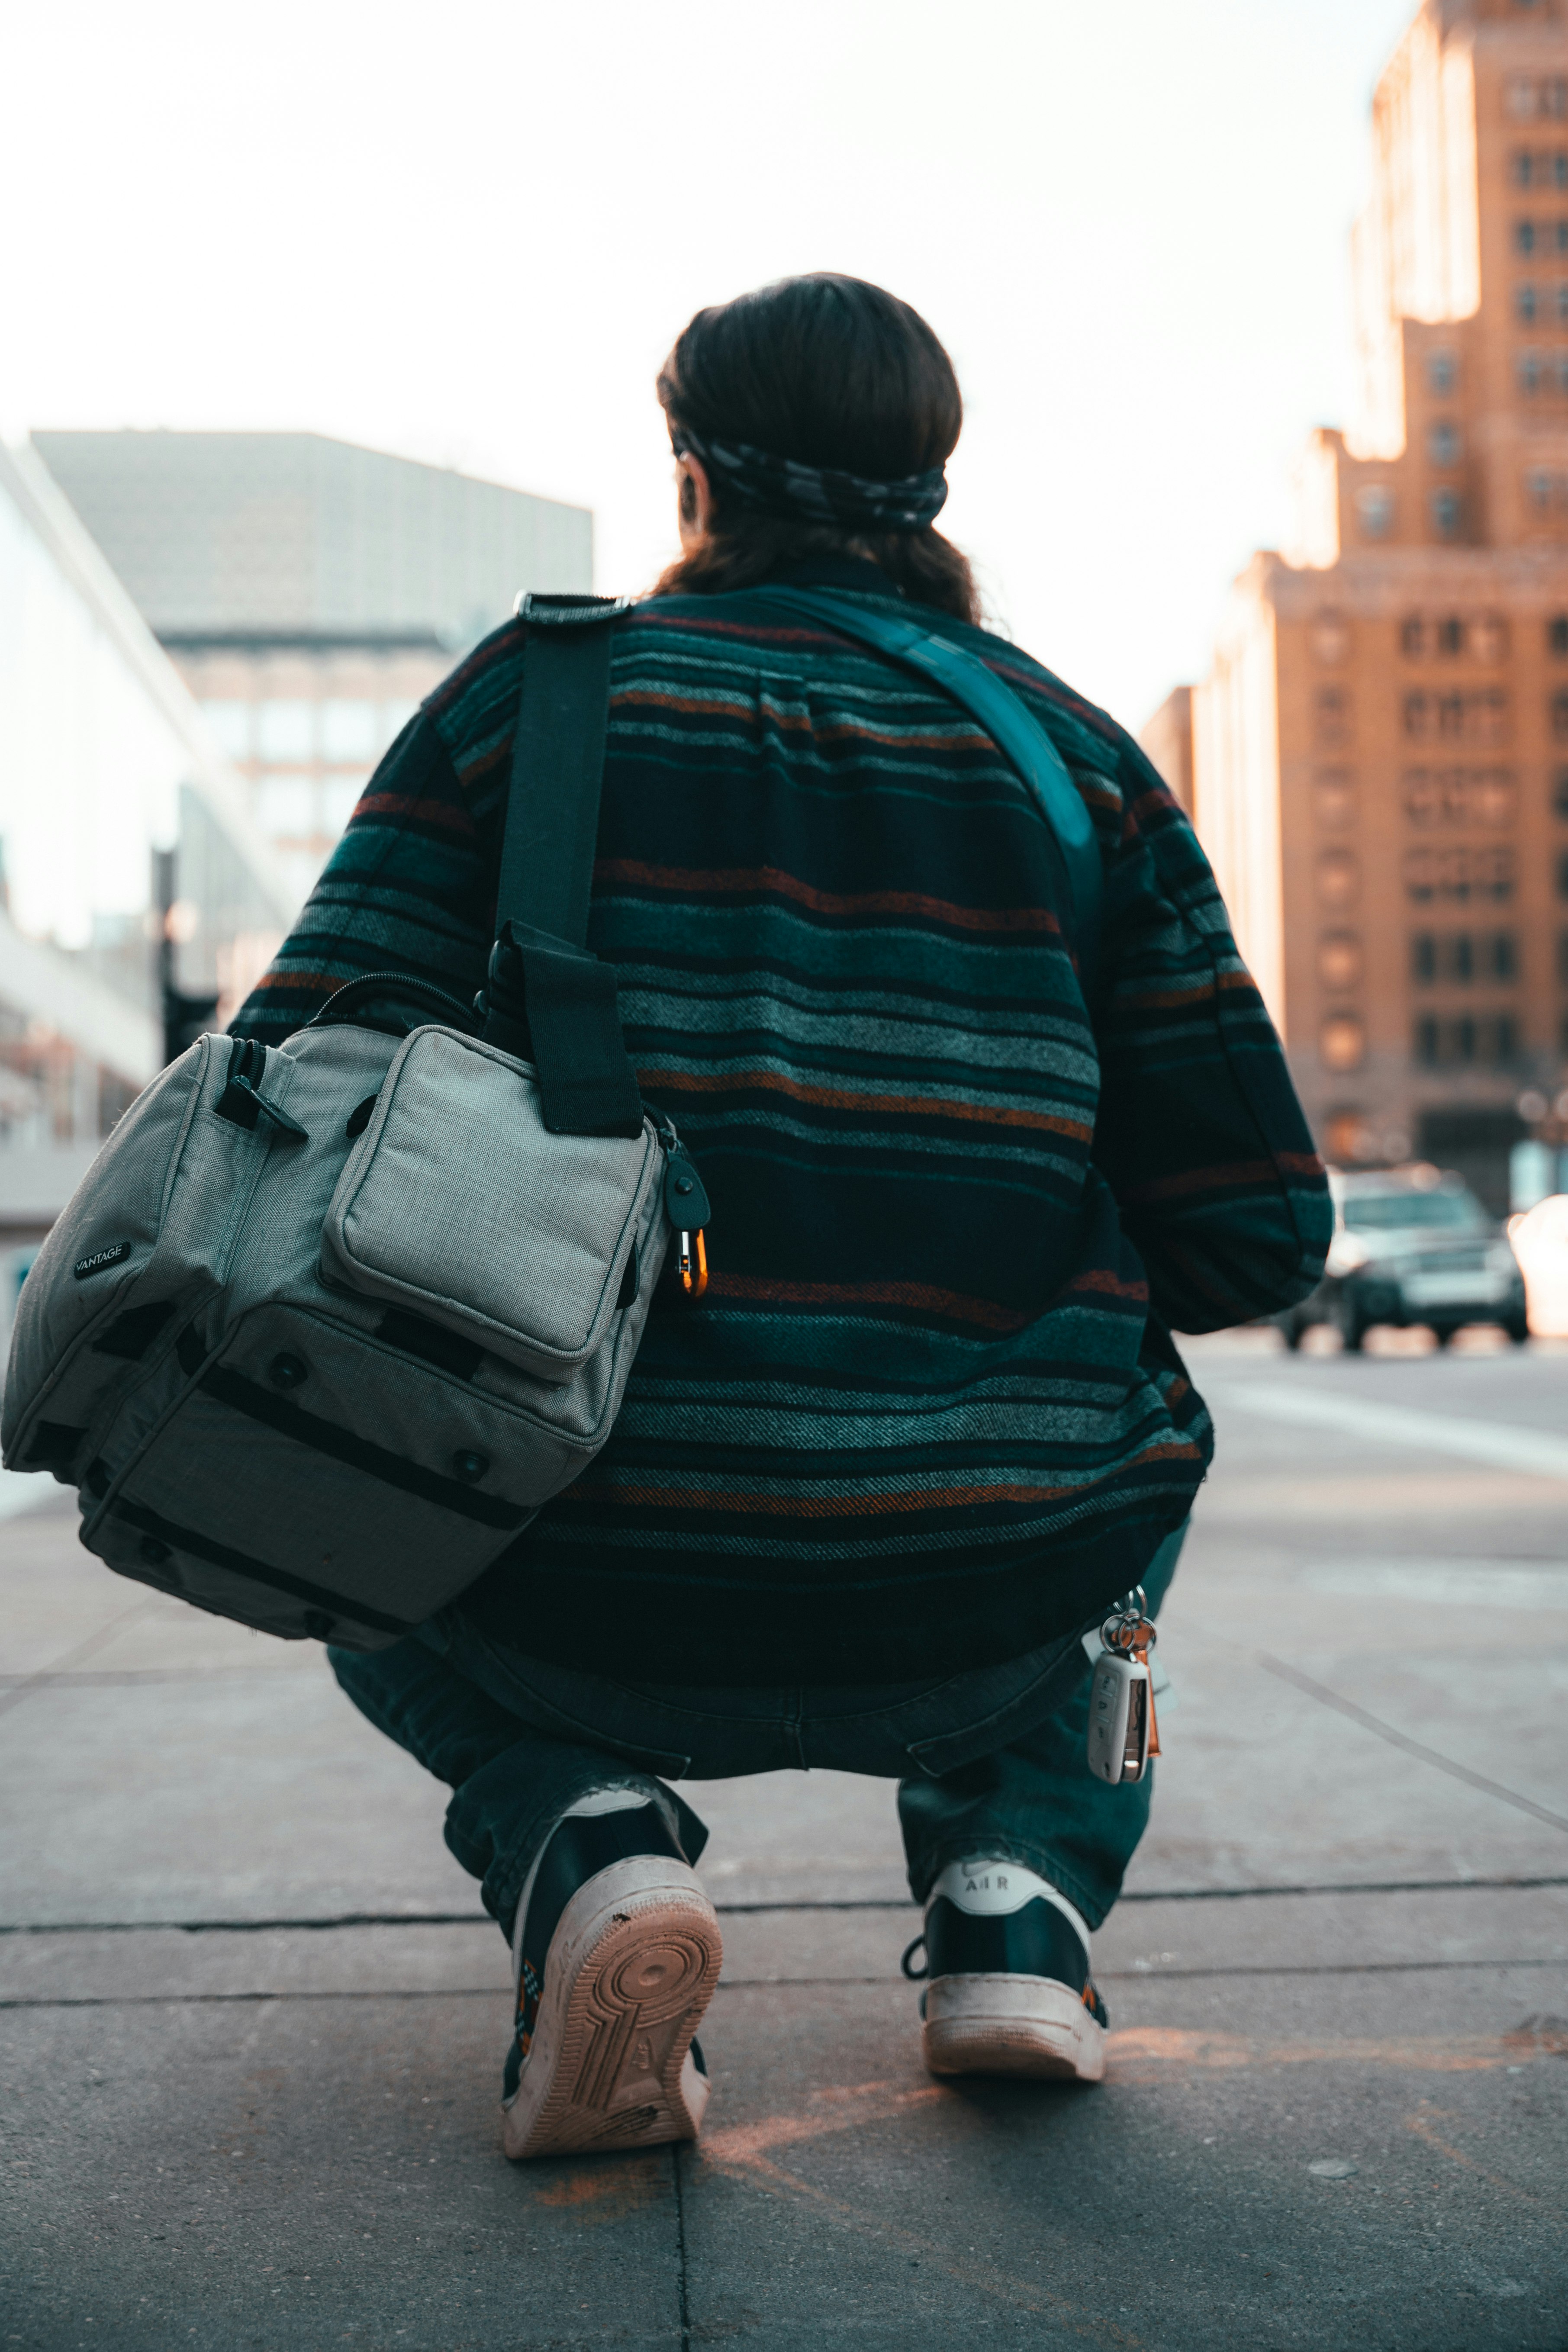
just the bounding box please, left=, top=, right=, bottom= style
left=84, top=1300, right=586, bottom=1648
left=320, top=1026, right=660, bottom=1382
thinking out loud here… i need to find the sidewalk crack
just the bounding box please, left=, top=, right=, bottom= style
left=671, top=2141, right=692, bottom=2350
left=0, top=1599, right=160, bottom=1721
left=1259, top=1654, right=1568, bottom=1834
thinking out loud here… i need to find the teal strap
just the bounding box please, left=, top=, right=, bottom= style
left=756, top=586, right=1102, bottom=984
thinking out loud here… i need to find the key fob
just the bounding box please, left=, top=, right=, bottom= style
left=1087, top=1651, right=1152, bottom=1785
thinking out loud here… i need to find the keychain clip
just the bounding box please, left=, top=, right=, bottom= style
left=1086, top=1584, right=1161, bottom=1785
left=678, top=1227, right=708, bottom=1299
left=654, top=1115, right=712, bottom=1301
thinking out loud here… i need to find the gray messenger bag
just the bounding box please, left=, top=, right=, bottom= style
left=0, top=594, right=711, bottom=1651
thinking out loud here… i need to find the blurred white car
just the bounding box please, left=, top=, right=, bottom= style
left=1509, top=1194, right=1568, bottom=1338
left=1276, top=1164, right=1527, bottom=1352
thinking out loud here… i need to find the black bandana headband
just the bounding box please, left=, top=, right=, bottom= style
left=673, top=426, right=947, bottom=533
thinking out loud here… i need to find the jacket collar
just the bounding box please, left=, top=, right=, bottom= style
left=753, top=555, right=898, bottom=597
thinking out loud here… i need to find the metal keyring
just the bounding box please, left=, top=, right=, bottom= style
left=1099, top=1583, right=1151, bottom=1652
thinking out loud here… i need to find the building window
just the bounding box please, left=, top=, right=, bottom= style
left=1558, top=930, right=1568, bottom=983
left=1557, top=282, right=1568, bottom=322
left=1411, top=1016, right=1520, bottom=1070
left=321, top=776, right=370, bottom=833
left=1402, top=613, right=1509, bottom=665
left=1310, top=611, right=1351, bottom=664
left=1552, top=690, right=1568, bottom=738
left=254, top=776, right=316, bottom=837
left=1520, top=349, right=1543, bottom=393
left=198, top=700, right=251, bottom=759
left=1403, top=690, right=1508, bottom=744
left=1518, top=220, right=1539, bottom=255
left=1554, top=767, right=1568, bottom=815
left=1410, top=931, right=1522, bottom=987
left=1320, top=1015, right=1365, bottom=1073
left=1315, top=686, right=1352, bottom=746
left=1405, top=845, right=1516, bottom=904
left=1509, top=78, right=1568, bottom=121
left=1432, top=491, right=1463, bottom=538
left=320, top=700, right=378, bottom=763
left=1427, top=351, right=1458, bottom=396
left=1404, top=769, right=1517, bottom=827
left=1429, top=421, right=1463, bottom=466
left=1317, top=850, right=1359, bottom=909
left=1533, top=469, right=1564, bottom=515
left=1319, top=933, right=1362, bottom=991
left=256, top=701, right=315, bottom=763
left=1518, top=282, right=1540, bottom=322
left=1559, top=849, right=1568, bottom=897
left=1521, top=150, right=1568, bottom=187
left=1315, top=771, right=1356, bottom=829
left=1355, top=484, right=1394, bottom=539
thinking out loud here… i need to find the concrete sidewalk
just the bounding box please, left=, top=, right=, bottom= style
left=2, top=1337, right=1565, bottom=2350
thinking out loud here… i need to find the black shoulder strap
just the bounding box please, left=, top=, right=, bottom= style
left=497, top=592, right=631, bottom=943
left=480, top=592, right=644, bottom=1138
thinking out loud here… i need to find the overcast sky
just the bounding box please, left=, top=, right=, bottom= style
left=4, top=0, right=1417, bottom=730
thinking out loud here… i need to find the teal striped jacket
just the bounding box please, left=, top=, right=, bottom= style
left=234, top=562, right=1330, bottom=1681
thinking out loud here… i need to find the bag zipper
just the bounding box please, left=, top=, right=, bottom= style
left=215, top=1038, right=310, bottom=1142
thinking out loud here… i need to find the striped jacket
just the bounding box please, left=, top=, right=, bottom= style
left=233, top=560, right=1330, bottom=1681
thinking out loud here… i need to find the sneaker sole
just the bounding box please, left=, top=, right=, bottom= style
left=921, top=1972, right=1106, bottom=2084
left=502, top=1857, right=722, bottom=2161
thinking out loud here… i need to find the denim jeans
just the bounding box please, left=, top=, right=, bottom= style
left=330, top=1527, right=1185, bottom=1945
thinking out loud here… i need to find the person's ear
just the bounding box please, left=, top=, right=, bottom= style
left=676, top=454, right=714, bottom=550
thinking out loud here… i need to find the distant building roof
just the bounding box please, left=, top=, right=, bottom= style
left=1136, top=685, right=1193, bottom=815
left=30, top=431, right=593, bottom=650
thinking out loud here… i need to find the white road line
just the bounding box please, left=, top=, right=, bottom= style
left=1206, top=1379, right=1568, bottom=1480
left=1295, top=1560, right=1568, bottom=1609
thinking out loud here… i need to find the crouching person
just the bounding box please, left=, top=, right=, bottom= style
left=232, top=273, right=1330, bottom=2156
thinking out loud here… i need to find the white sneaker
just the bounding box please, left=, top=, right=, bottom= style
left=904, top=1858, right=1108, bottom=2084
left=500, top=1788, right=722, bottom=2160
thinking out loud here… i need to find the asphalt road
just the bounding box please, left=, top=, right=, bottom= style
left=1, top=1329, right=1565, bottom=2351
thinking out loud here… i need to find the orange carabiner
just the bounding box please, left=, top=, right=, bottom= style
left=1132, top=1628, right=1161, bottom=1758
left=679, top=1228, right=708, bottom=1300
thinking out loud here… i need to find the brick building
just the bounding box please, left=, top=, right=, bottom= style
left=1186, top=0, right=1568, bottom=1208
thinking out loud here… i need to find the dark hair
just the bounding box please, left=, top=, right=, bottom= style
left=653, top=274, right=980, bottom=625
